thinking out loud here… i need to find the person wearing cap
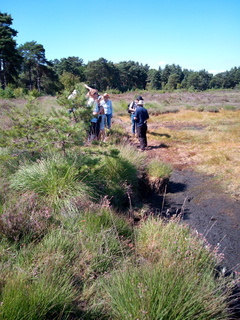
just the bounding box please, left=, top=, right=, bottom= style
left=100, top=93, right=113, bottom=129
left=128, top=95, right=144, bottom=136
left=134, top=100, right=149, bottom=151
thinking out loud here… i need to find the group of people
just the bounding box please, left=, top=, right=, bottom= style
left=84, top=84, right=113, bottom=141
left=68, top=84, right=149, bottom=151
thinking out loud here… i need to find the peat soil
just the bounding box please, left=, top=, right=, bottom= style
left=149, top=168, right=240, bottom=272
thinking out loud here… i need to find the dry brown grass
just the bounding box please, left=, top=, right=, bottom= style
left=147, top=109, right=240, bottom=198
left=0, top=96, right=60, bottom=129
left=114, top=90, right=240, bottom=198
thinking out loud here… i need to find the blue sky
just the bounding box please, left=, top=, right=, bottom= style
left=2, top=0, right=240, bottom=74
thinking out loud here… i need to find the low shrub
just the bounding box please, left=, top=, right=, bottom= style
left=0, top=87, right=15, bottom=99
left=0, top=192, right=54, bottom=243
left=223, top=105, right=237, bottom=111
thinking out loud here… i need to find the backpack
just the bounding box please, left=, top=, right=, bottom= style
left=127, top=101, right=135, bottom=113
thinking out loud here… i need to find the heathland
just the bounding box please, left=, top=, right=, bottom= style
left=0, top=88, right=239, bottom=319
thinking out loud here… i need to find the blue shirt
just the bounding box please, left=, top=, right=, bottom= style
left=100, top=99, right=113, bottom=115
left=134, top=106, right=149, bottom=127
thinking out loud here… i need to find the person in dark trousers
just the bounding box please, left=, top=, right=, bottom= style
left=134, top=100, right=149, bottom=151
left=128, top=95, right=144, bottom=136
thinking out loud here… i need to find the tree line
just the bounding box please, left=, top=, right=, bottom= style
left=1, top=12, right=240, bottom=96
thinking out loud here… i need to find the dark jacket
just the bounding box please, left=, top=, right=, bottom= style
left=134, top=106, right=149, bottom=127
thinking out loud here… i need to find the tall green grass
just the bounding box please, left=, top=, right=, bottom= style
left=103, top=263, right=229, bottom=320
left=10, top=154, right=92, bottom=210
left=0, top=208, right=133, bottom=319
left=1, top=270, right=76, bottom=320
left=100, top=218, right=231, bottom=320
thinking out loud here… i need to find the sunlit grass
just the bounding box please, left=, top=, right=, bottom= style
left=148, top=109, right=240, bottom=197
left=101, top=218, right=231, bottom=320
left=10, top=154, right=92, bottom=211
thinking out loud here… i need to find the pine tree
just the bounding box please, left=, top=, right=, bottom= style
left=0, top=12, right=22, bottom=89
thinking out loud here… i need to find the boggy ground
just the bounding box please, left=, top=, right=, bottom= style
left=146, top=126, right=240, bottom=273
left=115, top=116, right=240, bottom=273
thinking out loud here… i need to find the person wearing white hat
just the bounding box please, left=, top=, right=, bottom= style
left=134, top=100, right=149, bottom=151
left=128, top=95, right=144, bottom=136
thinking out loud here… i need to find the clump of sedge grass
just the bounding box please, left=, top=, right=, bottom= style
left=146, top=159, right=172, bottom=193
left=100, top=218, right=233, bottom=320
left=1, top=269, right=76, bottom=320
left=10, top=154, right=92, bottom=211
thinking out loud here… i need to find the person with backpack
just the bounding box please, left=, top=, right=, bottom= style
left=134, top=99, right=149, bottom=151
left=128, top=95, right=144, bottom=136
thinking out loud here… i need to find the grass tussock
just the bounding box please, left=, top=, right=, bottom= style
left=9, top=154, right=93, bottom=210
left=146, top=159, right=172, bottom=193
left=99, top=218, right=232, bottom=320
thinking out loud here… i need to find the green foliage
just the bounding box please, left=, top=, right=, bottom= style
left=0, top=86, right=15, bottom=98
left=116, top=60, right=149, bottom=91
left=117, top=143, right=146, bottom=173
left=18, top=41, right=52, bottom=93
left=0, top=12, right=22, bottom=89
left=0, top=178, right=236, bottom=320
left=85, top=57, right=120, bottom=91
left=59, top=71, right=81, bottom=92
left=13, top=87, right=27, bottom=98
left=223, top=105, right=237, bottom=111
left=53, top=56, right=85, bottom=81
left=93, top=152, right=139, bottom=208
left=112, top=99, right=128, bottom=115
left=101, top=218, right=230, bottom=320
left=0, top=207, right=133, bottom=319
left=0, top=87, right=239, bottom=319
left=106, top=124, right=128, bottom=144
left=0, top=97, right=48, bottom=152
left=71, top=209, right=132, bottom=277
left=57, top=82, right=92, bottom=130
left=146, top=159, right=172, bottom=179
left=10, top=154, right=92, bottom=211
left=147, top=69, right=162, bottom=90
left=28, top=88, right=41, bottom=98
left=0, top=270, right=76, bottom=320
left=0, top=94, right=88, bottom=154
left=103, top=263, right=229, bottom=320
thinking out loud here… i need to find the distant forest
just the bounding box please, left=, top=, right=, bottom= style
left=1, top=12, right=240, bottom=96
